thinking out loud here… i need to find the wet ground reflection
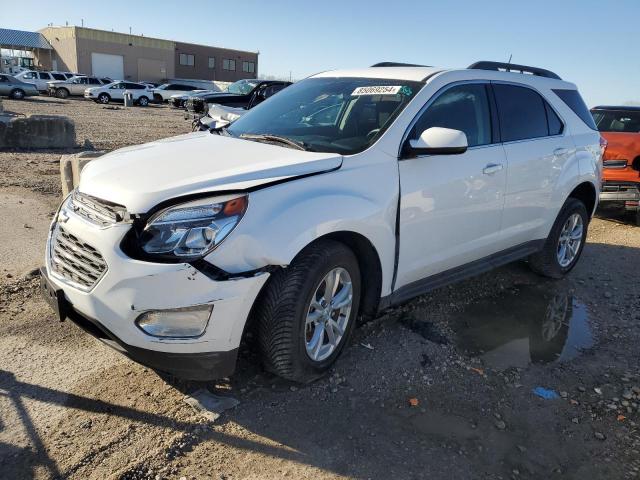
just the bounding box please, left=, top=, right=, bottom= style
left=451, top=285, right=594, bottom=370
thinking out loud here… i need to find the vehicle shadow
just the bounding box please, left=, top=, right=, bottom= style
left=595, top=206, right=638, bottom=226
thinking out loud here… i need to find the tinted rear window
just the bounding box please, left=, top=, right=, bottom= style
left=493, top=84, right=549, bottom=142
left=553, top=89, right=597, bottom=130
left=591, top=110, right=640, bottom=133
left=51, top=73, right=66, bottom=80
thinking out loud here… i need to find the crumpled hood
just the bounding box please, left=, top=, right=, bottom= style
left=79, top=132, right=342, bottom=213
left=601, top=132, right=640, bottom=161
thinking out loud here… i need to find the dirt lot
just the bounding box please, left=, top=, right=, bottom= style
left=1, top=96, right=639, bottom=480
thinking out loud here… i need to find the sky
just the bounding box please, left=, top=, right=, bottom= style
left=8, top=0, right=640, bottom=107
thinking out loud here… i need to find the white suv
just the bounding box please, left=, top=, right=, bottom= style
left=84, top=81, right=153, bottom=106
left=40, top=61, right=601, bottom=381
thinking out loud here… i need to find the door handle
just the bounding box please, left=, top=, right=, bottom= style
left=554, top=147, right=569, bottom=156
left=482, top=163, right=503, bottom=175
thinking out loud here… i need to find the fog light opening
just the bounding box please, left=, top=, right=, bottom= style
left=135, top=304, right=213, bottom=338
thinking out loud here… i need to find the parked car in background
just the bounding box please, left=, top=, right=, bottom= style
left=50, top=71, right=77, bottom=80
left=169, top=90, right=210, bottom=108
left=47, top=76, right=113, bottom=98
left=152, top=83, right=207, bottom=103
left=0, top=74, right=39, bottom=99
left=192, top=81, right=291, bottom=131
left=85, top=81, right=153, bottom=106
left=592, top=105, right=640, bottom=225
left=14, top=70, right=56, bottom=92
left=40, top=61, right=600, bottom=382
left=185, top=79, right=291, bottom=118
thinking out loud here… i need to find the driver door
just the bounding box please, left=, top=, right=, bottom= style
left=395, top=82, right=507, bottom=290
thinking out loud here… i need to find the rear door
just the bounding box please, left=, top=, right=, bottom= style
left=37, top=72, right=52, bottom=90
left=493, top=83, right=574, bottom=246
left=395, top=82, right=507, bottom=289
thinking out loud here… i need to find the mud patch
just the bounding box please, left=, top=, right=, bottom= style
left=451, top=285, right=594, bottom=370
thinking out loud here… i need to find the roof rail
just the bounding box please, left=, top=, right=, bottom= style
left=468, top=61, right=561, bottom=80
left=371, top=62, right=430, bottom=68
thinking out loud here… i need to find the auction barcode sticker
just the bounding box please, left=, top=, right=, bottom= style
left=351, top=86, right=402, bottom=96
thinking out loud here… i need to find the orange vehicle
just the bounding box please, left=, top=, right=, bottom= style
left=591, top=106, right=640, bottom=225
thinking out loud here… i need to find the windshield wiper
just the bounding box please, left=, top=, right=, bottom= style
left=239, top=133, right=309, bottom=151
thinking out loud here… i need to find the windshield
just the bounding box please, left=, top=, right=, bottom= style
left=227, top=77, right=423, bottom=155
left=157, top=84, right=169, bottom=90
left=592, top=110, right=640, bottom=133
left=226, top=79, right=260, bottom=95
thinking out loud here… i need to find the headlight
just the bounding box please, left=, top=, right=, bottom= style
left=139, top=194, right=247, bottom=260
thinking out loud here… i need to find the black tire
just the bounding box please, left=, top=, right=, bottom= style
left=97, top=93, right=110, bottom=104
left=528, top=197, right=589, bottom=279
left=153, top=93, right=163, bottom=103
left=9, top=89, right=25, bottom=100
left=55, top=87, right=69, bottom=99
left=256, top=239, right=361, bottom=382
left=138, top=96, right=149, bottom=107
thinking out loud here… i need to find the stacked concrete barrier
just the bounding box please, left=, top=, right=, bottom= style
left=0, top=114, right=76, bottom=149
left=60, top=151, right=106, bottom=196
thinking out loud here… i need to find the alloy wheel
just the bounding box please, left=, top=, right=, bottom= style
left=557, top=213, right=583, bottom=267
left=305, top=267, right=353, bottom=362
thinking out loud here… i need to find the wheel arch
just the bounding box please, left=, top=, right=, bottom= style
left=568, top=181, right=597, bottom=217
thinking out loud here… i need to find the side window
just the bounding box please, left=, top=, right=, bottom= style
left=263, top=84, right=286, bottom=98
left=412, top=83, right=492, bottom=147
left=88, top=78, right=101, bottom=85
left=493, top=84, right=548, bottom=142
left=24, top=72, right=36, bottom=79
left=110, top=83, right=122, bottom=89
left=51, top=73, right=66, bottom=80
left=552, top=89, right=598, bottom=130
left=78, top=78, right=88, bottom=84
left=39, top=72, right=51, bottom=80
left=545, top=103, right=563, bottom=135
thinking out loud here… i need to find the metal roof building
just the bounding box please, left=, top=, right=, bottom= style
left=0, top=28, right=52, bottom=50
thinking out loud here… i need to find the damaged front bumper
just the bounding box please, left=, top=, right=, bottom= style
left=40, top=206, right=270, bottom=380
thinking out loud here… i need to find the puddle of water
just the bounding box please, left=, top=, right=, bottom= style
left=451, top=285, right=594, bottom=370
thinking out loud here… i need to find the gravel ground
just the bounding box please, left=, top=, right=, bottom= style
left=0, top=96, right=639, bottom=480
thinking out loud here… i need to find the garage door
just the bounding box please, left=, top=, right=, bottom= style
left=91, top=53, right=124, bottom=80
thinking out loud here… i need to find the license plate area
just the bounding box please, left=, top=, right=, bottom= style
left=39, top=267, right=68, bottom=321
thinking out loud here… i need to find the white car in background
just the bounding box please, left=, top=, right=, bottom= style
left=85, top=81, right=153, bottom=106
left=48, top=76, right=113, bottom=98
left=14, top=70, right=57, bottom=92
left=152, top=83, right=217, bottom=103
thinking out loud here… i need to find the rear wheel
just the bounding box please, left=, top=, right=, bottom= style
left=528, top=198, right=589, bottom=278
left=97, top=93, right=110, bottom=104
left=257, top=240, right=361, bottom=382
left=55, top=88, right=69, bottom=99
left=137, top=96, right=149, bottom=107
left=9, top=89, right=25, bottom=100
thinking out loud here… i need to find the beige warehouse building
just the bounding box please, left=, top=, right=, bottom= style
left=38, top=26, right=258, bottom=83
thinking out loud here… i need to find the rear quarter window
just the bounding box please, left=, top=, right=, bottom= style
left=493, top=84, right=549, bottom=142
left=553, top=89, right=597, bottom=130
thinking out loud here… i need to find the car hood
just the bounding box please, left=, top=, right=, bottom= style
left=79, top=132, right=342, bottom=213
left=600, top=132, right=640, bottom=161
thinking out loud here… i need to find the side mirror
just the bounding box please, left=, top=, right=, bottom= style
left=404, top=127, right=468, bottom=157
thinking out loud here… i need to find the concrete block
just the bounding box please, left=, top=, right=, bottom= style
left=60, top=151, right=106, bottom=196
left=0, top=114, right=76, bottom=149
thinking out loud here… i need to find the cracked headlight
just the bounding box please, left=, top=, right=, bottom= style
left=140, top=194, right=247, bottom=260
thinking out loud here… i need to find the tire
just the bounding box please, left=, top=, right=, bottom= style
left=153, top=93, right=163, bottom=103
left=97, top=93, right=110, bottom=104
left=528, top=197, right=589, bottom=279
left=55, top=88, right=69, bottom=99
left=635, top=209, right=640, bottom=227
left=9, top=89, right=25, bottom=100
left=137, top=96, right=149, bottom=107
left=257, top=239, right=361, bottom=382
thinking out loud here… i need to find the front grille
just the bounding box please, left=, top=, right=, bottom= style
left=70, top=190, right=128, bottom=227
left=602, top=182, right=639, bottom=193
left=50, top=225, right=107, bottom=290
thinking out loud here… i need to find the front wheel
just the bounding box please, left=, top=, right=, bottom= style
left=137, top=96, right=149, bottom=107
left=10, top=89, right=25, bottom=100
left=55, top=88, right=69, bottom=99
left=528, top=197, right=589, bottom=278
left=256, top=240, right=361, bottom=382
left=97, top=93, right=110, bottom=104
